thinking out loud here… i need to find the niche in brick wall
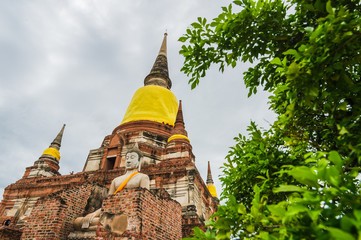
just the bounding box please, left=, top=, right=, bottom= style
left=104, top=156, right=116, bottom=170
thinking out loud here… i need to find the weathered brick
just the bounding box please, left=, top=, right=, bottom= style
left=95, top=188, right=182, bottom=240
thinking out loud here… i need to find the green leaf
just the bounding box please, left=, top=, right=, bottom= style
left=308, top=87, right=319, bottom=97
left=191, top=22, right=202, bottom=29
left=238, top=203, right=247, bottom=214
left=179, top=36, right=188, bottom=43
left=274, top=185, right=304, bottom=193
left=202, top=18, right=207, bottom=26
left=328, top=151, right=342, bottom=172
left=270, top=57, right=282, bottom=66
left=354, top=210, right=361, bottom=222
left=304, top=4, right=315, bottom=11
left=286, top=62, right=300, bottom=76
left=326, top=166, right=341, bottom=186
left=283, top=49, right=298, bottom=56
left=215, top=230, right=231, bottom=240
left=268, top=204, right=286, bottom=218
left=341, top=216, right=356, bottom=233
left=326, top=1, right=334, bottom=15
left=246, top=225, right=255, bottom=232
left=338, top=101, right=348, bottom=111
left=233, top=0, right=242, bottom=6
left=191, top=79, right=198, bottom=89
left=339, top=126, right=349, bottom=135
left=326, top=227, right=355, bottom=240
left=288, top=166, right=319, bottom=188
left=286, top=204, right=309, bottom=216
left=304, top=27, right=314, bottom=33
left=308, top=210, right=322, bottom=222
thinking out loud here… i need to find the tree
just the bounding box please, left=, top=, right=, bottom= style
left=180, top=0, right=361, bottom=239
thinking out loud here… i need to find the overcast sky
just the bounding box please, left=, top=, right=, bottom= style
left=0, top=0, right=276, bottom=201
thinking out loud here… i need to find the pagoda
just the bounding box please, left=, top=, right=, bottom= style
left=0, top=34, right=218, bottom=240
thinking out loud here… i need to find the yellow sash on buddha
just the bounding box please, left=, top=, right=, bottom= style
left=113, top=172, right=139, bottom=195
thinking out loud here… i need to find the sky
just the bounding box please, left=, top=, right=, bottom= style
left=0, top=0, right=276, bottom=202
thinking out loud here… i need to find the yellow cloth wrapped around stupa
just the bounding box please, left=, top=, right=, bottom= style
left=121, top=85, right=178, bottom=126
left=207, top=185, right=217, bottom=198
left=167, top=134, right=190, bottom=142
left=42, top=147, right=60, bottom=160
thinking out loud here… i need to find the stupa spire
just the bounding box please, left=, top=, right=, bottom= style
left=144, top=33, right=172, bottom=89
left=40, top=124, right=66, bottom=161
left=206, top=161, right=218, bottom=198
left=173, top=100, right=188, bottom=136
left=50, top=124, right=66, bottom=150
left=158, top=32, right=167, bottom=57
left=206, top=161, right=214, bottom=185
left=26, top=124, right=65, bottom=177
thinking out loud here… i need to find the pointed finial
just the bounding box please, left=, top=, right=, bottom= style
left=206, top=161, right=214, bottom=185
left=206, top=161, right=217, bottom=197
left=176, top=100, right=183, bottom=121
left=158, top=33, right=167, bottom=57
left=50, top=124, right=66, bottom=150
left=40, top=124, right=65, bottom=161
left=144, top=33, right=172, bottom=89
left=173, top=100, right=188, bottom=136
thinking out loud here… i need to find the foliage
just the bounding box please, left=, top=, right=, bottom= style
left=221, top=122, right=299, bottom=209
left=179, top=0, right=361, bottom=239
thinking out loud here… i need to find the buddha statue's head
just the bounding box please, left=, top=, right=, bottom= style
left=125, top=148, right=143, bottom=172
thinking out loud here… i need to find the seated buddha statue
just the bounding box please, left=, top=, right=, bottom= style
left=73, top=147, right=150, bottom=231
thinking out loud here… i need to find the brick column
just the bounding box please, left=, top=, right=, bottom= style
left=114, top=146, right=122, bottom=168
left=20, top=184, right=95, bottom=240
left=95, top=188, right=182, bottom=240
left=100, top=149, right=108, bottom=170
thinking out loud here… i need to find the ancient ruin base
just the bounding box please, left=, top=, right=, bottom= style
left=94, top=188, right=182, bottom=240
left=2, top=185, right=181, bottom=240
left=19, top=183, right=105, bottom=240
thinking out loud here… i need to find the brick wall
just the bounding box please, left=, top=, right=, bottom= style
left=182, top=217, right=205, bottom=238
left=0, top=226, right=22, bottom=240
left=95, top=188, right=182, bottom=240
left=21, top=183, right=101, bottom=240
